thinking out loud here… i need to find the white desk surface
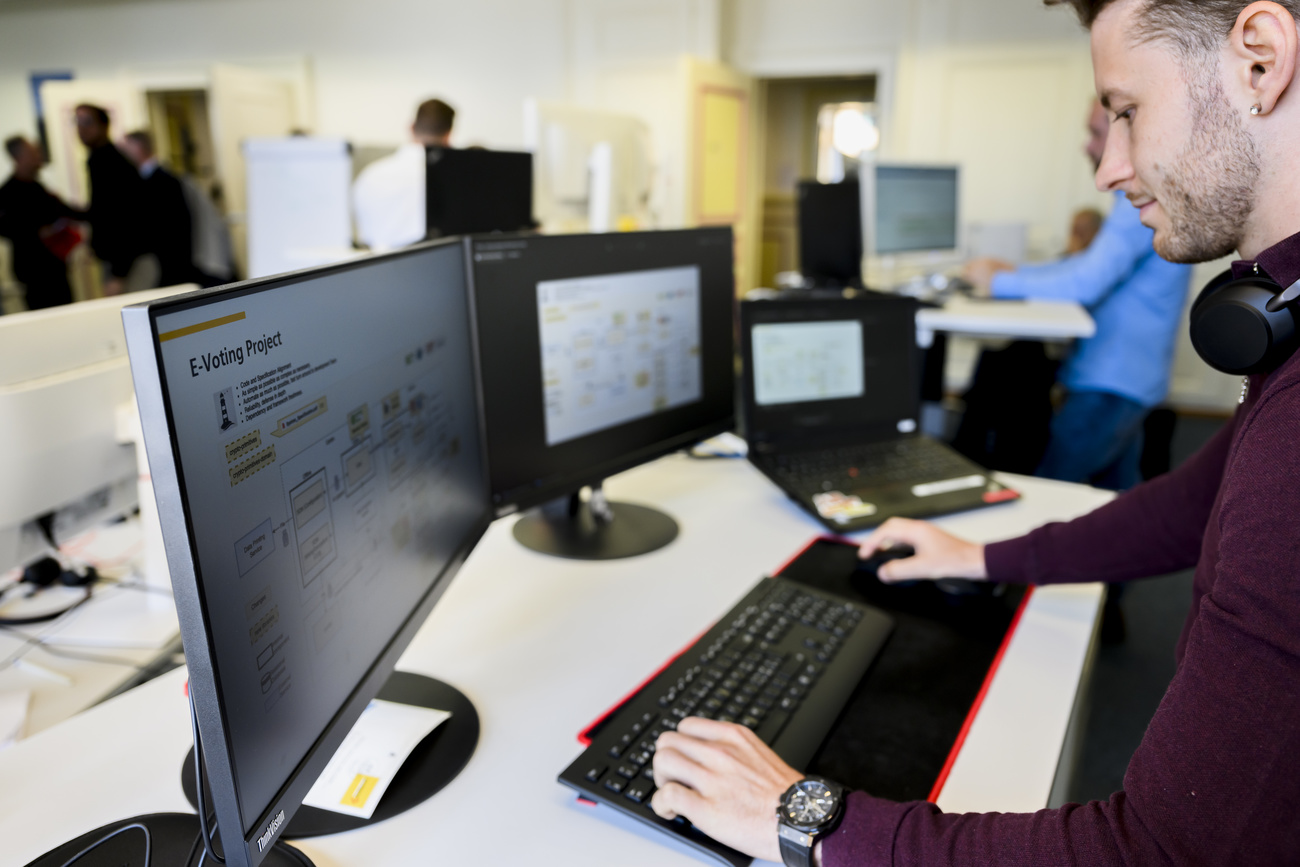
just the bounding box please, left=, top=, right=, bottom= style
left=1, top=456, right=1113, bottom=867
left=0, top=520, right=180, bottom=739
left=917, top=296, right=1096, bottom=343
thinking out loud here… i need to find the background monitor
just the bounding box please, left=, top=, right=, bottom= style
left=797, top=179, right=863, bottom=288
left=0, top=286, right=193, bottom=578
left=425, top=147, right=534, bottom=238
left=523, top=99, right=654, bottom=234
left=865, top=163, right=960, bottom=257
left=469, top=227, right=735, bottom=559
left=122, top=240, right=491, bottom=866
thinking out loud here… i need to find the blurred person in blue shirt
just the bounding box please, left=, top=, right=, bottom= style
left=963, top=101, right=1192, bottom=490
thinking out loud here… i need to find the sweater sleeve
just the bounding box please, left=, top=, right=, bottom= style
left=821, top=379, right=1300, bottom=867
left=983, top=415, right=1234, bottom=585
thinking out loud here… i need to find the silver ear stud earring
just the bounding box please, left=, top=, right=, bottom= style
left=1251, top=104, right=1263, bottom=115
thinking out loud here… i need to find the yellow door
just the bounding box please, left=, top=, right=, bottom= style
left=681, top=58, right=762, bottom=298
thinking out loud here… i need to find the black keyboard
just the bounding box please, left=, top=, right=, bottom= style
left=558, top=576, right=893, bottom=867
left=767, top=437, right=981, bottom=491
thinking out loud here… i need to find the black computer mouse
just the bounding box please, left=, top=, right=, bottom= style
left=854, top=544, right=916, bottom=581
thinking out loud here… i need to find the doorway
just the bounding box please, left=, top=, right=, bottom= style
left=146, top=90, right=221, bottom=208
left=757, top=75, right=877, bottom=289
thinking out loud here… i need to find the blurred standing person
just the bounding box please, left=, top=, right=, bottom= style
left=0, top=135, right=78, bottom=310
left=121, top=130, right=197, bottom=287
left=75, top=104, right=155, bottom=295
left=353, top=98, right=455, bottom=251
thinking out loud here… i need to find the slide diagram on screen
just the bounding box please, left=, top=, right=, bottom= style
left=537, top=265, right=702, bottom=446
left=752, top=321, right=865, bottom=406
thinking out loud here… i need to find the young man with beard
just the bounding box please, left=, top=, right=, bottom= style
left=648, top=2, right=1300, bottom=864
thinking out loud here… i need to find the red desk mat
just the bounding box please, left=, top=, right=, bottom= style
left=577, top=535, right=1032, bottom=805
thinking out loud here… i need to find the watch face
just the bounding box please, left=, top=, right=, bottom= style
left=783, top=780, right=836, bottom=828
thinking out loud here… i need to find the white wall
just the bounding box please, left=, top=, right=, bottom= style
left=0, top=0, right=571, bottom=150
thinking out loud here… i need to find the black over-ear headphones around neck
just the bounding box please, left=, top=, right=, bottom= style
left=1189, top=267, right=1300, bottom=375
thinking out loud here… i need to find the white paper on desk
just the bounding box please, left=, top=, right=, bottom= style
left=302, top=699, right=451, bottom=819
left=0, top=690, right=30, bottom=750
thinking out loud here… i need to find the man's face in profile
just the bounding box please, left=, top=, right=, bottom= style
left=1091, top=0, right=1259, bottom=263
left=74, top=109, right=107, bottom=149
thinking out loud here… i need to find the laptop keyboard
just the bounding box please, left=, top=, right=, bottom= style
left=768, top=438, right=981, bottom=490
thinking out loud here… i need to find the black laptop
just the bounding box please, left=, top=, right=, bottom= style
left=740, top=296, right=1019, bottom=532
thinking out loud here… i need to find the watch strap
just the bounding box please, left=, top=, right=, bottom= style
left=778, top=825, right=815, bottom=867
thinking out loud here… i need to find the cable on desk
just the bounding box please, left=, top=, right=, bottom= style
left=0, top=626, right=153, bottom=675
left=56, top=821, right=151, bottom=867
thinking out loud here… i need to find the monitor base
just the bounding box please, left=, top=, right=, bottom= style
left=22, top=812, right=313, bottom=867
left=181, top=672, right=479, bottom=839
left=512, top=487, right=679, bottom=560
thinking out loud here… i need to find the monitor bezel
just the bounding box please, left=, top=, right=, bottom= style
left=463, top=227, right=736, bottom=516
left=862, top=161, right=963, bottom=260
left=122, top=239, right=493, bottom=867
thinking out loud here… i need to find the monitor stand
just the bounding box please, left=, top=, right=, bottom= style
left=511, top=483, right=678, bottom=560
left=22, top=813, right=312, bottom=866
left=181, top=671, right=479, bottom=838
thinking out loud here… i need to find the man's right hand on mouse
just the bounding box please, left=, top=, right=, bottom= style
left=858, top=518, right=988, bottom=583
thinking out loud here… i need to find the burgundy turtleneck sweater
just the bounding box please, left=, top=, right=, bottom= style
left=821, top=232, right=1300, bottom=866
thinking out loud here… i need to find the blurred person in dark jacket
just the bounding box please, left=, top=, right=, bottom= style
left=121, top=130, right=197, bottom=287
left=0, top=135, right=78, bottom=310
left=75, top=104, right=154, bottom=295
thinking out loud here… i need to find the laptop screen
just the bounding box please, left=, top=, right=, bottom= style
left=741, top=296, right=920, bottom=452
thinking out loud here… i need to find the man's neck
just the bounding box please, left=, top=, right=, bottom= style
left=1237, top=141, right=1300, bottom=259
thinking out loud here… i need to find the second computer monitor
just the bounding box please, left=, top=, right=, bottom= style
left=797, top=179, right=863, bottom=288
left=469, top=228, right=736, bottom=559
left=425, top=147, right=534, bottom=238
left=866, top=163, right=960, bottom=257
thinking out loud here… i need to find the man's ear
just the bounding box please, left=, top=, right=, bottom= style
left=1233, top=1, right=1299, bottom=115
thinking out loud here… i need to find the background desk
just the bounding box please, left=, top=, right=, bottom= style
left=2, top=455, right=1113, bottom=867
left=0, top=520, right=180, bottom=738
left=916, top=296, right=1095, bottom=345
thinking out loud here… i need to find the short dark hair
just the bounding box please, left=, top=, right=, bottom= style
left=124, top=129, right=154, bottom=154
left=4, top=135, right=25, bottom=160
left=413, top=99, right=455, bottom=138
left=1050, top=0, right=1300, bottom=53
left=75, top=103, right=110, bottom=126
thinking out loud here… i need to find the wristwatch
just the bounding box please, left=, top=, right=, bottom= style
left=776, top=775, right=845, bottom=867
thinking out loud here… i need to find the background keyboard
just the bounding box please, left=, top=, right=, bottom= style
left=558, top=575, right=893, bottom=867
left=769, top=437, right=981, bottom=491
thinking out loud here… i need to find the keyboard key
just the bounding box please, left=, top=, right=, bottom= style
left=756, top=709, right=792, bottom=744
left=617, top=764, right=638, bottom=779
left=605, top=777, right=627, bottom=794
left=625, top=780, right=655, bottom=804
left=585, top=765, right=607, bottom=782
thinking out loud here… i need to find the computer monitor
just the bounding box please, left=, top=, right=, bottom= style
left=864, top=163, right=960, bottom=258
left=523, top=99, right=653, bottom=233
left=109, top=240, right=490, bottom=867
left=0, top=286, right=195, bottom=625
left=797, top=179, right=863, bottom=288
left=425, top=147, right=534, bottom=238
left=469, top=228, right=735, bottom=560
